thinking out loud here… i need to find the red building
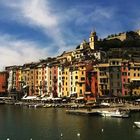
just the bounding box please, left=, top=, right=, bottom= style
left=85, top=63, right=98, bottom=100
left=0, top=71, right=8, bottom=95
left=51, top=65, right=58, bottom=97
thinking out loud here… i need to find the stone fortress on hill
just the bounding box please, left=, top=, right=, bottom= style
left=0, top=29, right=140, bottom=101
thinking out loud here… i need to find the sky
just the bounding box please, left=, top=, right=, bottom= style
left=0, top=0, right=140, bottom=70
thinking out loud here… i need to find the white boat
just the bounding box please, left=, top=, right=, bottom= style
left=134, top=122, right=140, bottom=128
left=98, top=110, right=130, bottom=118
left=97, top=110, right=112, bottom=117
left=110, top=110, right=130, bottom=118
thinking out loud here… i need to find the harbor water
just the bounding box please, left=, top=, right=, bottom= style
left=0, top=105, right=140, bottom=140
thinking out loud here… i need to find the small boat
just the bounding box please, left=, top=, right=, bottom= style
left=134, top=122, right=140, bottom=128
left=97, top=109, right=130, bottom=118
left=97, top=110, right=112, bottom=117
left=111, top=110, right=130, bottom=118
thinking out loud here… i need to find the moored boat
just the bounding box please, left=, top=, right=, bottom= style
left=134, top=122, right=140, bottom=128
left=97, top=110, right=112, bottom=117
left=110, top=110, right=130, bottom=118
left=97, top=109, right=130, bottom=118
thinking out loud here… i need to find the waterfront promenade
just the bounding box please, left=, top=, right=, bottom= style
left=12, top=100, right=140, bottom=117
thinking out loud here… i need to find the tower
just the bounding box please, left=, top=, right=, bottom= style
left=89, top=31, right=98, bottom=50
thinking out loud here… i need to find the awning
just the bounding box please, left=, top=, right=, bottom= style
left=76, top=97, right=85, bottom=100
left=85, top=92, right=91, bottom=95
left=52, top=97, right=62, bottom=101
left=131, top=79, right=140, bottom=81
left=70, top=93, right=77, bottom=95
left=41, top=97, right=53, bottom=101
left=22, top=96, right=37, bottom=100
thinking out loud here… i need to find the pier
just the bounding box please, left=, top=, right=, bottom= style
left=66, top=105, right=140, bottom=115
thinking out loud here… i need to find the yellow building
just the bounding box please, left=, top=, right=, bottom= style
left=129, top=61, right=140, bottom=95
left=57, top=51, right=72, bottom=97
left=69, top=62, right=86, bottom=98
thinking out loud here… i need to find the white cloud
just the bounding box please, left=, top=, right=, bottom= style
left=0, top=33, right=49, bottom=70
left=0, top=0, right=124, bottom=70
left=1, top=0, right=66, bottom=47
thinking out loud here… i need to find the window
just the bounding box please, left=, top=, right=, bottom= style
left=110, top=74, right=113, bottom=78
left=117, top=82, right=120, bottom=86
left=117, top=73, right=120, bottom=78
left=80, top=89, right=82, bottom=94
left=75, top=76, right=78, bottom=79
left=81, top=77, right=85, bottom=81
left=122, top=72, right=127, bottom=76
left=125, top=91, right=127, bottom=95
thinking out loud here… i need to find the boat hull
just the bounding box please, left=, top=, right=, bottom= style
left=134, top=122, right=140, bottom=128
left=97, top=110, right=130, bottom=118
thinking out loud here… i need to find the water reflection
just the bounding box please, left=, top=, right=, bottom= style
left=0, top=105, right=139, bottom=140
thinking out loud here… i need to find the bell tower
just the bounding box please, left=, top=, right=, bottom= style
left=89, top=31, right=98, bottom=50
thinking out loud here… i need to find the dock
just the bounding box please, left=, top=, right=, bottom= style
left=66, top=109, right=99, bottom=115
left=66, top=105, right=140, bottom=116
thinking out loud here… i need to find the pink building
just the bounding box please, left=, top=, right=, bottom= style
left=121, top=61, right=129, bottom=96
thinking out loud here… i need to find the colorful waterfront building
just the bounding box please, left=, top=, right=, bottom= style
left=129, top=60, right=140, bottom=95
left=121, top=60, right=129, bottom=96
left=57, top=65, right=63, bottom=97
left=97, top=63, right=110, bottom=96
left=70, top=62, right=86, bottom=98
left=109, top=58, right=122, bottom=96
left=0, top=71, right=8, bottom=95
left=57, top=51, right=73, bottom=97
left=51, top=64, right=58, bottom=97
left=22, top=63, right=30, bottom=95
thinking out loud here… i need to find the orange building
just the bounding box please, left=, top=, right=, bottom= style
left=85, top=68, right=98, bottom=100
